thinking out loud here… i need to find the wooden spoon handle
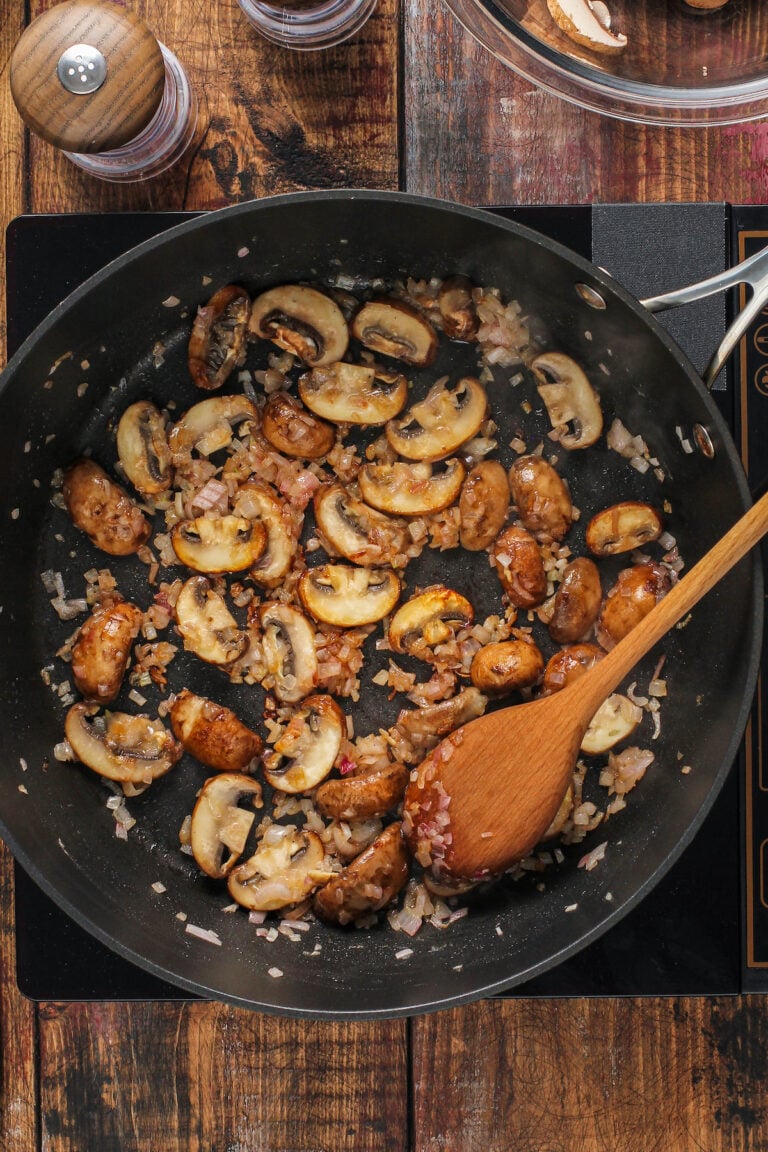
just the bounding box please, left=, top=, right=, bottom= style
left=576, top=488, right=768, bottom=717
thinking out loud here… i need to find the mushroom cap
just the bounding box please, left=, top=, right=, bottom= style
left=313, top=483, right=410, bottom=568
left=232, top=481, right=296, bottom=587
left=188, top=284, right=252, bottom=391
left=259, top=602, right=318, bottom=704
left=170, top=689, right=263, bottom=772
left=298, top=564, right=401, bottom=627
left=546, top=0, right=628, bottom=54
left=116, top=400, right=172, bottom=496
left=249, top=284, right=349, bottom=367
left=298, top=361, right=408, bottom=425
left=315, top=762, right=409, bottom=822
left=174, top=576, right=249, bottom=665
left=228, top=826, right=331, bottom=911
left=359, top=459, right=466, bottom=517
left=580, top=694, right=642, bottom=756
left=171, top=514, right=267, bottom=574
left=385, top=377, right=488, bottom=462
left=314, top=822, right=409, bottom=926
left=63, top=458, right=151, bottom=556
left=168, top=395, right=260, bottom=462
left=65, top=703, right=182, bottom=788
left=438, top=276, right=479, bottom=341
left=352, top=298, right=438, bottom=366
left=261, top=391, right=336, bottom=460
left=71, top=597, right=143, bottom=704
left=388, top=586, right=474, bottom=654
left=585, top=501, right=663, bottom=556
left=532, top=351, right=603, bottom=450
left=190, top=772, right=263, bottom=879
left=263, top=694, right=345, bottom=794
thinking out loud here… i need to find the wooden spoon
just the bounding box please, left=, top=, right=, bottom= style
left=403, top=490, right=768, bottom=881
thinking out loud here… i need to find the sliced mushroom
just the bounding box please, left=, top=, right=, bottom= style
left=314, top=822, right=409, bottom=926
left=542, top=643, right=605, bottom=694
left=171, top=515, right=267, bottom=574
left=189, top=773, right=263, bottom=879
left=395, top=687, right=488, bottom=755
left=65, top=703, right=182, bottom=789
left=115, top=400, right=172, bottom=496
left=188, top=284, right=251, bottom=391
left=586, top=502, right=663, bottom=557
left=581, top=694, right=642, bottom=756
left=386, top=377, right=488, bottom=462
left=596, top=562, right=671, bottom=650
left=168, top=395, right=260, bottom=462
left=259, top=602, right=318, bottom=704
left=359, top=459, right=466, bottom=517
left=249, top=284, right=349, bottom=367
left=459, top=460, right=510, bottom=551
left=298, top=565, right=401, bottom=627
left=508, top=455, right=573, bottom=542
left=548, top=557, right=602, bottom=644
left=314, top=483, right=410, bottom=567
left=261, top=391, right=336, bottom=459
left=170, top=689, right=263, bottom=771
left=532, top=351, right=603, bottom=450
left=315, top=762, right=409, bottom=822
left=232, top=481, right=295, bottom=587
left=352, top=298, right=438, bottom=366
left=543, top=785, right=574, bottom=839
left=174, top=576, right=249, bottom=665
left=298, top=361, right=408, bottom=425
left=469, top=638, right=544, bottom=695
left=228, top=826, right=331, bottom=912
left=438, top=275, right=478, bottom=341
left=492, top=525, right=547, bottom=608
left=547, top=0, right=627, bottom=54
left=71, top=597, right=143, bottom=704
left=262, top=695, right=344, bottom=793
left=388, top=587, right=473, bottom=654
left=63, top=459, right=151, bottom=556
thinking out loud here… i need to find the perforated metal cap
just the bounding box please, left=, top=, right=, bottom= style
left=10, top=0, right=165, bottom=153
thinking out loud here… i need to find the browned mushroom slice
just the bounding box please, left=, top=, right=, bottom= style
left=115, top=400, right=172, bottom=496
left=259, top=602, right=318, bottom=704
left=580, top=695, right=642, bottom=756
left=261, top=391, right=336, bottom=459
left=547, top=0, right=627, bottom=54
left=458, top=460, right=510, bottom=551
left=395, top=687, right=488, bottom=755
left=386, top=377, right=488, bottom=462
left=232, top=481, right=296, bottom=587
left=63, top=459, right=151, bottom=556
left=492, top=525, right=547, bottom=608
left=359, top=459, right=466, bottom=517
left=65, top=703, right=182, bottom=789
left=188, top=284, right=252, bottom=391
left=314, top=822, right=409, bottom=926
left=228, top=826, right=332, bottom=912
left=189, top=773, right=263, bottom=879
left=298, top=361, right=408, bottom=425
left=174, top=576, right=249, bottom=665
left=532, top=351, right=603, bottom=450
left=263, top=695, right=345, bottom=794
left=249, top=284, right=349, bottom=366
left=388, top=587, right=473, bottom=654
left=438, top=275, right=479, bottom=341
left=508, top=455, right=573, bottom=542
left=170, top=689, right=263, bottom=771
left=298, top=565, right=401, bottom=627
left=542, top=643, right=604, bottom=694
left=71, top=597, right=143, bottom=704
left=171, top=515, right=267, bottom=574
left=352, top=298, right=438, bottom=366
left=168, top=395, right=260, bottom=462
left=586, top=502, right=663, bottom=557
left=315, top=762, right=409, bottom=822
left=313, top=483, right=410, bottom=567
left=596, top=562, right=670, bottom=650
left=469, top=638, right=544, bottom=696
left=548, top=556, right=602, bottom=644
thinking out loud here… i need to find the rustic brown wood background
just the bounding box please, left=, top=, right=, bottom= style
left=2, top=0, right=768, bottom=1148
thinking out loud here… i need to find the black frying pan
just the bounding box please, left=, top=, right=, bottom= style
left=0, top=191, right=761, bottom=1018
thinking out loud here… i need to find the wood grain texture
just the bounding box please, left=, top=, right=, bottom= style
left=0, top=844, right=38, bottom=1152
left=403, top=0, right=768, bottom=205
left=37, top=1002, right=408, bottom=1152
left=412, top=998, right=768, bottom=1152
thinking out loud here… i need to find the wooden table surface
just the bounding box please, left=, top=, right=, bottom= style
left=2, top=1, right=768, bottom=1149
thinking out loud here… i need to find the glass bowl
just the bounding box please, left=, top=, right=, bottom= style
left=441, top=0, right=768, bottom=126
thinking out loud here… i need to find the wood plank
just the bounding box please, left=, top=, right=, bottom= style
left=38, top=1001, right=408, bottom=1152
left=412, top=997, right=768, bottom=1151
left=403, top=3, right=768, bottom=205
left=26, top=0, right=399, bottom=213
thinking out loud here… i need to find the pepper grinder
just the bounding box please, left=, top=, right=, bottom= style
left=10, top=0, right=197, bottom=182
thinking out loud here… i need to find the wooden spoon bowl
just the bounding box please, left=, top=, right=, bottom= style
left=403, top=490, right=768, bottom=881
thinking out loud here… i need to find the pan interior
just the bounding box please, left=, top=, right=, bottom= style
left=0, top=193, right=759, bottom=1017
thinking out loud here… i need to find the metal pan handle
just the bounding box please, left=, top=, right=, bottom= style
left=641, top=243, right=768, bottom=390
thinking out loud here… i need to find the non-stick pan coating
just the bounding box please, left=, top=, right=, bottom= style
left=0, top=192, right=760, bottom=1017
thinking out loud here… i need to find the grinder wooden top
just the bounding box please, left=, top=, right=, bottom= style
left=10, top=0, right=165, bottom=154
